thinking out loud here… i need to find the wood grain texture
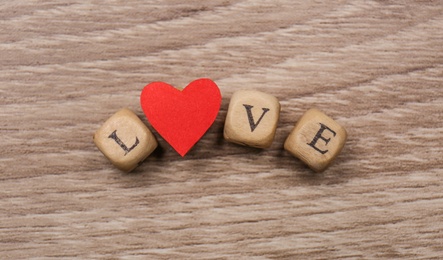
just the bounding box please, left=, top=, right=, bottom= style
left=1, top=1, right=443, bottom=259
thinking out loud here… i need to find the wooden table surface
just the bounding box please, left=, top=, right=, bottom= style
left=1, top=1, right=443, bottom=259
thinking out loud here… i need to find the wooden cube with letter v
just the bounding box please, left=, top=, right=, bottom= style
left=284, top=108, right=347, bottom=172
left=94, top=108, right=158, bottom=172
left=224, top=90, right=280, bottom=148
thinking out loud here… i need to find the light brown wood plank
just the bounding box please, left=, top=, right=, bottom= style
left=1, top=1, right=443, bottom=259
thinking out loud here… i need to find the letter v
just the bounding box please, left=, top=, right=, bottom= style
left=243, top=104, right=270, bottom=132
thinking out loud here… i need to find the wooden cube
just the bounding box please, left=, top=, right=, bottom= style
left=93, top=108, right=158, bottom=172
left=224, top=90, right=280, bottom=148
left=284, top=108, right=347, bottom=172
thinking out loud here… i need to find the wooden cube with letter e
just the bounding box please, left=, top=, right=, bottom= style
left=284, top=108, right=347, bottom=172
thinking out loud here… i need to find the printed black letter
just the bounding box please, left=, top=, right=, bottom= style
left=108, top=130, right=139, bottom=156
left=243, top=104, right=270, bottom=132
left=307, top=123, right=336, bottom=154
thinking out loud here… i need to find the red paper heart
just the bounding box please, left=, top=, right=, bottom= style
left=140, top=78, right=222, bottom=157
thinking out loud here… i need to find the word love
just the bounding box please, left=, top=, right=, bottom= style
left=94, top=78, right=347, bottom=173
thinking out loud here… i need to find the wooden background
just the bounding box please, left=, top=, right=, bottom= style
left=1, top=1, right=443, bottom=259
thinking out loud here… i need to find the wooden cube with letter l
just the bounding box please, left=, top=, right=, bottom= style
left=93, top=108, right=158, bottom=172
left=284, top=108, right=347, bottom=172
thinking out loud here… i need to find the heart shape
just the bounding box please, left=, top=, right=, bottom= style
left=140, top=78, right=222, bottom=157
